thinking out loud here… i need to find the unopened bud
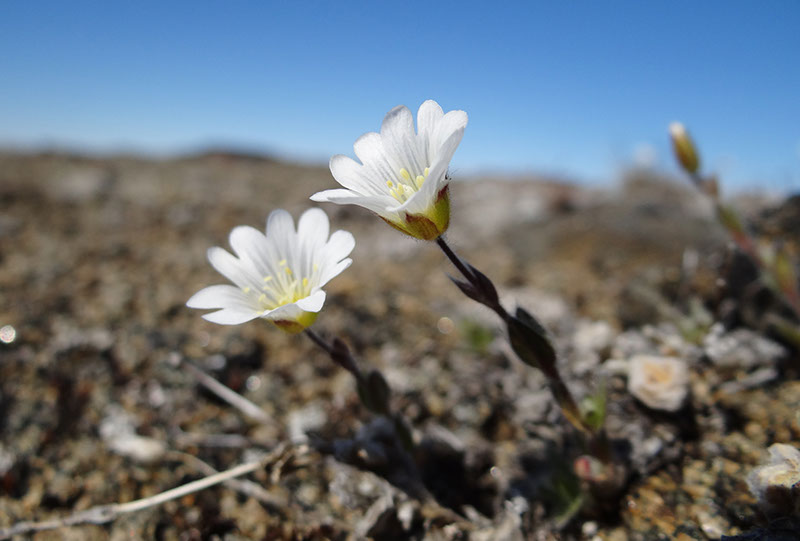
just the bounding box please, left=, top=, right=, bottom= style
left=356, top=370, right=391, bottom=414
left=669, top=122, right=700, bottom=174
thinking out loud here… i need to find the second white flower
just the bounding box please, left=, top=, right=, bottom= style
left=311, top=99, right=468, bottom=241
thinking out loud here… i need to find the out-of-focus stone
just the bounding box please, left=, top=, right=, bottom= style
left=99, top=405, right=166, bottom=463
left=747, top=443, right=800, bottom=518
left=287, top=402, right=327, bottom=444
left=573, top=320, right=615, bottom=355
left=628, top=355, right=690, bottom=412
left=704, top=324, right=786, bottom=371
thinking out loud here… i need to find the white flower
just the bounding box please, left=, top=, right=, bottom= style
left=187, top=208, right=354, bottom=333
left=311, top=99, right=467, bottom=241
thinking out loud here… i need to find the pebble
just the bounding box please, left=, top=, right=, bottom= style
left=573, top=319, right=615, bottom=354
left=99, top=405, right=166, bottom=463
left=287, top=402, right=327, bottom=444
left=704, top=324, right=787, bottom=371
left=628, top=354, right=690, bottom=412
left=747, top=443, right=800, bottom=517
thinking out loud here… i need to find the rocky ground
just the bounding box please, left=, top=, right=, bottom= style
left=0, top=151, right=798, bottom=540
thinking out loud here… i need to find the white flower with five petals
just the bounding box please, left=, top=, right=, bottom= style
left=311, top=100, right=467, bottom=241
left=187, top=208, right=354, bottom=333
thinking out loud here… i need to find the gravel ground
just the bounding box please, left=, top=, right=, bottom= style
left=0, top=151, right=798, bottom=540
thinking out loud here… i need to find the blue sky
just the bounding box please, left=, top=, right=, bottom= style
left=1, top=1, right=799, bottom=192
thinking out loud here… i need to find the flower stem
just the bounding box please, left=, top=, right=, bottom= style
left=435, top=235, right=619, bottom=493
left=689, top=168, right=800, bottom=320
left=435, top=236, right=594, bottom=435
left=304, top=329, right=415, bottom=451
left=304, top=327, right=333, bottom=354
left=304, top=328, right=361, bottom=379
left=436, top=236, right=508, bottom=318
left=436, top=236, right=477, bottom=289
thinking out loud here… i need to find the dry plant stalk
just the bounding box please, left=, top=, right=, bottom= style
left=0, top=444, right=292, bottom=539
left=669, top=123, right=800, bottom=337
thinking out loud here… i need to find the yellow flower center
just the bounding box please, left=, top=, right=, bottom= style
left=386, top=167, right=430, bottom=203
left=247, top=260, right=316, bottom=310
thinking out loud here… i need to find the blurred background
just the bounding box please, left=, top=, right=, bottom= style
left=2, top=0, right=799, bottom=192
left=3, top=2, right=800, bottom=538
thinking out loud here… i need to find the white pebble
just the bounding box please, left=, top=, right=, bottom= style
left=628, top=355, right=689, bottom=412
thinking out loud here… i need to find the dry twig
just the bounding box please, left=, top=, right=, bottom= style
left=0, top=444, right=290, bottom=539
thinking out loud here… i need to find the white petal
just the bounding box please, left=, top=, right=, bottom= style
left=353, top=132, right=400, bottom=185
left=381, top=104, right=425, bottom=176
left=207, top=247, right=262, bottom=291
left=431, top=109, right=468, bottom=153
left=353, top=131, right=384, bottom=165
left=294, top=290, right=326, bottom=312
left=265, top=209, right=300, bottom=271
left=433, top=127, right=465, bottom=182
left=187, top=284, right=255, bottom=310
left=398, top=141, right=454, bottom=215
left=266, top=209, right=296, bottom=241
left=202, top=308, right=260, bottom=325
left=264, top=302, right=304, bottom=322
left=417, top=100, right=444, bottom=140
left=413, top=125, right=465, bottom=209
left=381, top=106, right=416, bottom=152
left=318, top=258, right=352, bottom=288
left=228, top=226, right=272, bottom=274
left=329, top=155, right=385, bottom=196
left=310, top=188, right=352, bottom=202
left=381, top=105, right=415, bottom=141
left=325, top=230, right=356, bottom=260
left=311, top=189, right=396, bottom=217
left=297, top=207, right=330, bottom=246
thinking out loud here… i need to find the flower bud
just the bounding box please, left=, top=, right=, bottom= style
left=382, top=186, right=451, bottom=241
left=357, top=370, right=391, bottom=415
left=669, top=122, right=700, bottom=174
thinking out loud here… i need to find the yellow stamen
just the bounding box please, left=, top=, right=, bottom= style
left=278, top=259, right=287, bottom=266
left=284, top=267, right=293, bottom=276
left=243, top=286, right=251, bottom=293
left=302, top=277, right=309, bottom=287
left=387, top=166, right=433, bottom=203
left=263, top=275, right=273, bottom=282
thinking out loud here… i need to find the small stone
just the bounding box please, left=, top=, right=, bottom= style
left=107, top=433, right=166, bottom=463
left=0, top=444, right=14, bottom=476
left=704, top=324, right=786, bottom=371
left=100, top=405, right=165, bottom=463
left=628, top=355, right=690, bottom=412
left=287, top=402, right=327, bottom=444
left=612, top=329, right=654, bottom=359
left=573, top=320, right=615, bottom=354
left=747, top=443, right=800, bottom=517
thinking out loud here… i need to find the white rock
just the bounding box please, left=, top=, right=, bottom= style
left=628, top=355, right=690, bottom=412
left=106, top=433, right=166, bottom=463
left=287, top=402, right=327, bottom=444
left=703, top=324, right=786, bottom=370
left=573, top=320, right=615, bottom=354
left=100, top=405, right=165, bottom=463
left=747, top=443, right=800, bottom=517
